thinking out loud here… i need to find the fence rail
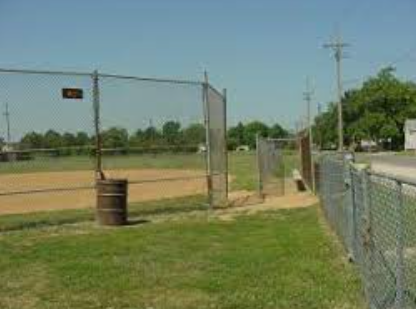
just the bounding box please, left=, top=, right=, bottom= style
left=318, top=154, right=416, bottom=309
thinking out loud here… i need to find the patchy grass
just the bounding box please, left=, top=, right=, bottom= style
left=0, top=206, right=365, bottom=309
left=229, top=152, right=258, bottom=191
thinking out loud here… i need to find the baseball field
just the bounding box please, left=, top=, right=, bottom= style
left=0, top=152, right=260, bottom=220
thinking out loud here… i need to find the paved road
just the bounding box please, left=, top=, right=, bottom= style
left=358, top=153, right=416, bottom=180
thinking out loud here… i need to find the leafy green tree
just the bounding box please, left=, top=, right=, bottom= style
left=43, top=130, right=63, bottom=149
left=20, top=132, right=44, bottom=149
left=62, top=132, right=76, bottom=147
left=75, top=132, right=91, bottom=146
left=162, top=121, right=181, bottom=144
left=143, top=126, right=161, bottom=146
left=314, top=67, right=416, bottom=150
left=269, top=123, right=288, bottom=139
left=313, top=103, right=337, bottom=149
left=228, top=122, right=246, bottom=149
left=347, top=68, right=416, bottom=149
left=244, top=121, right=269, bottom=149
left=102, top=127, right=128, bottom=149
left=182, top=123, right=205, bottom=145
left=129, top=129, right=145, bottom=147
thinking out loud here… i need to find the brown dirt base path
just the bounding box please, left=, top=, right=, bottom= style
left=0, top=169, right=207, bottom=215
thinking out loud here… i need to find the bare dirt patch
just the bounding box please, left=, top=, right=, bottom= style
left=0, top=169, right=207, bottom=215
left=216, top=192, right=318, bottom=221
left=217, top=178, right=318, bottom=221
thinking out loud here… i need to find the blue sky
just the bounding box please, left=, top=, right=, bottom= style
left=0, top=0, right=415, bottom=132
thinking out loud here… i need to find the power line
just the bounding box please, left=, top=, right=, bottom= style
left=348, top=43, right=416, bottom=70
left=387, top=44, right=416, bottom=67
left=324, top=32, right=350, bottom=151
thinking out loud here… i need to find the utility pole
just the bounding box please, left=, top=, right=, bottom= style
left=304, top=79, right=313, bottom=141
left=303, top=79, right=315, bottom=191
left=317, top=103, right=323, bottom=150
left=324, top=33, right=349, bottom=151
left=3, top=102, right=11, bottom=146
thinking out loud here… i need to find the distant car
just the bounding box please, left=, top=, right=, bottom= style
left=359, top=139, right=378, bottom=152
left=236, top=145, right=250, bottom=152
left=198, top=144, right=207, bottom=153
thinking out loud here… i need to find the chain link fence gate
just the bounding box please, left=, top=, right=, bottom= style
left=0, top=68, right=227, bottom=225
left=318, top=153, right=416, bottom=309
left=256, top=136, right=299, bottom=198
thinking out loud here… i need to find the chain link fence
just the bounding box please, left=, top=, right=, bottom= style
left=205, top=85, right=228, bottom=205
left=256, top=136, right=299, bottom=197
left=299, top=131, right=313, bottom=189
left=0, top=69, right=96, bottom=218
left=318, top=154, right=416, bottom=309
left=0, top=68, right=227, bottom=222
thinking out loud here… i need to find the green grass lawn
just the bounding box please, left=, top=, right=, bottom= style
left=0, top=206, right=365, bottom=309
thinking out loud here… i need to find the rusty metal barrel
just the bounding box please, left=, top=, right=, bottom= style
left=96, top=179, right=128, bottom=226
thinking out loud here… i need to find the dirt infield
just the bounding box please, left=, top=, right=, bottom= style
left=0, top=169, right=207, bottom=215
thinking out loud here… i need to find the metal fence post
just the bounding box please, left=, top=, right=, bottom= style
left=281, top=141, right=286, bottom=195
left=203, top=72, right=213, bottom=208
left=361, top=169, right=374, bottom=304
left=346, top=158, right=357, bottom=260
left=256, top=133, right=263, bottom=198
left=395, top=180, right=405, bottom=309
left=92, top=70, right=104, bottom=181
left=349, top=163, right=358, bottom=260
left=309, top=132, right=315, bottom=193
left=222, top=88, right=229, bottom=200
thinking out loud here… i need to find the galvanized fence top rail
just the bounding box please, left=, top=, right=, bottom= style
left=0, top=68, right=203, bottom=85
left=318, top=154, right=416, bottom=309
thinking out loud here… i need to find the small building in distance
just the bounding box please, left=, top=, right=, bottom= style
left=197, top=144, right=207, bottom=153
left=0, top=144, right=18, bottom=162
left=404, top=119, right=416, bottom=150
left=0, top=144, right=32, bottom=162
left=236, top=145, right=250, bottom=152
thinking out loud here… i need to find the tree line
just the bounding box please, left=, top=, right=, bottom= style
left=11, top=120, right=289, bottom=152
left=314, top=68, right=416, bottom=151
